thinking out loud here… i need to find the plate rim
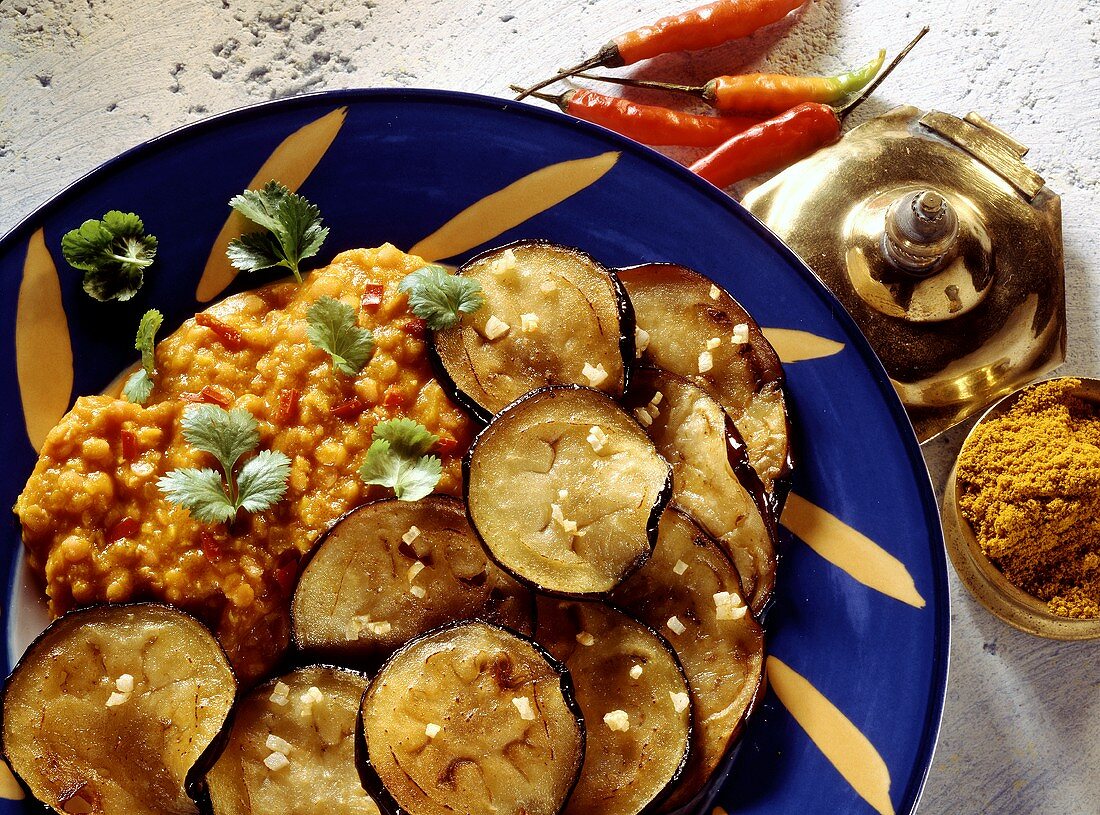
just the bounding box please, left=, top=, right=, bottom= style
left=0, top=86, right=950, bottom=815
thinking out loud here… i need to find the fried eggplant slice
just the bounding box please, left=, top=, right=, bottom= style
left=206, top=665, right=378, bottom=815
left=292, top=496, right=532, bottom=664
left=431, top=241, right=633, bottom=421
left=465, top=386, right=672, bottom=596
left=617, top=263, right=792, bottom=499
left=625, top=368, right=778, bottom=613
left=536, top=599, right=691, bottom=815
left=1, top=603, right=236, bottom=815
left=612, top=510, right=764, bottom=812
left=357, top=621, right=584, bottom=815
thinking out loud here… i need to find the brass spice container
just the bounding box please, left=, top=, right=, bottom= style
left=743, top=106, right=1066, bottom=441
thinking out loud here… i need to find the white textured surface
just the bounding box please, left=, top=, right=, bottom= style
left=1, top=1, right=1098, bottom=812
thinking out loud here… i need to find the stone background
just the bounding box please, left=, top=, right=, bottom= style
left=2, top=0, right=1097, bottom=812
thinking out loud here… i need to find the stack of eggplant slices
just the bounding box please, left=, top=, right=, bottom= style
left=2, top=241, right=793, bottom=815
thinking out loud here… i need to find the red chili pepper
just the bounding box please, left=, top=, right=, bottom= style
left=106, top=517, right=141, bottom=543
left=383, top=385, right=409, bottom=408
left=199, top=530, right=223, bottom=560
left=275, top=388, right=300, bottom=424
left=434, top=434, right=459, bottom=456
left=514, top=87, right=761, bottom=148
left=689, top=29, right=927, bottom=187
left=120, top=429, right=138, bottom=460
left=330, top=397, right=367, bottom=419
left=195, top=312, right=246, bottom=351
left=181, top=385, right=234, bottom=408
left=575, top=50, right=886, bottom=115
left=515, top=0, right=806, bottom=99
left=362, top=283, right=386, bottom=311
left=405, top=317, right=428, bottom=339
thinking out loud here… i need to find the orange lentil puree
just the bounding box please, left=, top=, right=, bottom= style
left=13, top=245, right=475, bottom=683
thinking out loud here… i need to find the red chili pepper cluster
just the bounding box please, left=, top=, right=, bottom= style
left=514, top=0, right=927, bottom=188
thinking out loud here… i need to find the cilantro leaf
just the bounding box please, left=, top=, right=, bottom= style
left=181, top=404, right=260, bottom=479
left=160, top=404, right=290, bottom=524
left=235, top=449, right=292, bottom=513
left=157, top=467, right=238, bottom=524
left=226, top=180, right=329, bottom=283
left=60, top=210, right=157, bottom=301
left=122, top=369, right=155, bottom=404
left=306, top=296, right=375, bottom=376
left=398, top=265, right=485, bottom=330
left=121, top=309, right=164, bottom=405
left=359, top=418, right=442, bottom=501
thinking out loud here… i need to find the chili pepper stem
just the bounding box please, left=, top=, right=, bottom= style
left=508, top=85, right=567, bottom=107
left=513, top=45, right=618, bottom=100
left=574, top=72, right=705, bottom=98
left=837, top=26, right=929, bottom=119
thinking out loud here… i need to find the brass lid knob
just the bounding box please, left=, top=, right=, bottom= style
left=883, top=190, right=959, bottom=276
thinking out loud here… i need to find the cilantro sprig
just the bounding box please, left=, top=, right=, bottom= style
left=60, top=211, right=158, bottom=301
left=226, top=181, right=328, bottom=283
left=122, top=309, right=164, bottom=405
left=399, top=265, right=484, bottom=330
left=158, top=404, right=291, bottom=524
left=360, top=419, right=442, bottom=502
left=307, top=296, right=375, bottom=375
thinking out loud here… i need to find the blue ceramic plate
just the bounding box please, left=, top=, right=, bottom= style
left=0, top=89, right=947, bottom=815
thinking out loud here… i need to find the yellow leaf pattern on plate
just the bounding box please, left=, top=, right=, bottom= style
left=762, top=328, right=845, bottom=363
left=196, top=106, right=347, bottom=302
left=17, top=228, right=73, bottom=452
left=409, top=151, right=620, bottom=262
left=768, top=656, right=894, bottom=815
left=781, top=493, right=926, bottom=608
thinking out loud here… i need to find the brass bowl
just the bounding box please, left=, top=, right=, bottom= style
left=942, top=376, right=1100, bottom=640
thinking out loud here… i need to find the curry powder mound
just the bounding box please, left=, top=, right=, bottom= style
left=956, top=378, right=1100, bottom=619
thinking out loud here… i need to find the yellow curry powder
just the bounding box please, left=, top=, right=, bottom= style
left=956, top=378, right=1100, bottom=619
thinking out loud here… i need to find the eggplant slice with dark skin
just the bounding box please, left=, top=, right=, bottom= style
left=535, top=598, right=691, bottom=815
left=624, top=368, right=779, bottom=614
left=1, top=603, right=236, bottom=815
left=206, top=665, right=378, bottom=815
left=356, top=621, right=585, bottom=815
left=465, top=386, right=672, bottom=596
left=617, top=263, right=792, bottom=506
left=431, top=241, right=634, bottom=422
left=291, top=496, right=533, bottom=665
left=612, top=510, right=765, bottom=813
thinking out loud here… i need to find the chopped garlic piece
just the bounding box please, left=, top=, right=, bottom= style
left=634, top=407, right=653, bottom=427
left=344, top=615, right=372, bottom=641
left=576, top=632, right=595, bottom=647
left=582, top=362, right=609, bottom=388
left=587, top=425, right=608, bottom=454
left=670, top=691, right=690, bottom=713
left=714, top=591, right=748, bottom=620
left=408, top=561, right=425, bottom=582
left=264, top=751, right=290, bottom=771
left=425, top=723, right=442, bottom=738
left=635, top=326, right=651, bottom=357
left=706, top=336, right=721, bottom=350
left=551, top=503, right=579, bottom=535
left=402, top=525, right=421, bottom=545
left=672, top=559, right=689, bottom=576
left=603, top=710, right=630, bottom=732
left=512, top=696, right=537, bottom=721
left=520, top=313, right=540, bottom=332
left=540, top=277, right=557, bottom=293
left=649, top=391, right=664, bottom=406
left=731, top=323, right=750, bottom=345
left=115, top=674, right=134, bottom=694
left=105, top=691, right=129, bottom=707
left=698, top=350, right=714, bottom=373
left=558, top=488, right=569, bottom=500
left=365, top=621, right=392, bottom=636
left=269, top=681, right=290, bottom=706
left=410, top=585, right=427, bottom=599
left=484, top=315, right=510, bottom=340
left=266, top=734, right=292, bottom=755
left=302, top=686, right=324, bottom=705
left=629, top=664, right=644, bottom=680
left=491, top=248, right=518, bottom=275
left=666, top=616, right=686, bottom=636
left=709, top=284, right=721, bottom=301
